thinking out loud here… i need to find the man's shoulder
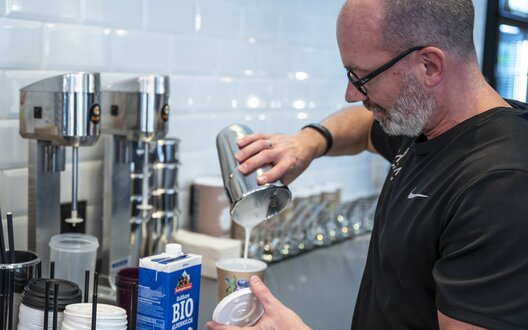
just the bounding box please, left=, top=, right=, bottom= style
left=505, top=98, right=528, bottom=110
left=476, top=105, right=528, bottom=138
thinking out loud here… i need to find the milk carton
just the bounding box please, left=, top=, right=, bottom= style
left=137, top=243, right=202, bottom=330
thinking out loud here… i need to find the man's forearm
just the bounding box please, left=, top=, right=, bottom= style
left=320, top=106, right=376, bottom=156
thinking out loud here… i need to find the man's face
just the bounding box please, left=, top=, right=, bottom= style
left=363, top=69, right=436, bottom=136
left=337, top=1, right=436, bottom=136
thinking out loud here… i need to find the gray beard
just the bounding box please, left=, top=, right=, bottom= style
left=364, top=72, right=436, bottom=137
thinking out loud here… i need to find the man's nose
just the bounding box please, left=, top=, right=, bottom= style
left=345, top=83, right=368, bottom=103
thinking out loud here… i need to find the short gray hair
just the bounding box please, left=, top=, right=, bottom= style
left=381, top=0, right=476, bottom=59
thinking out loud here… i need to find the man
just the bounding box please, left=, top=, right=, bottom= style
left=207, top=0, right=528, bottom=329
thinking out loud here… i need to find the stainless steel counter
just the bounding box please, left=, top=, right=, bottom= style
left=198, top=234, right=370, bottom=329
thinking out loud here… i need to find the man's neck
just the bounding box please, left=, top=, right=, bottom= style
left=423, top=66, right=510, bottom=139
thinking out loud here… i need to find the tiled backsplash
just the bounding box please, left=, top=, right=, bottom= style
left=0, top=0, right=487, bottom=242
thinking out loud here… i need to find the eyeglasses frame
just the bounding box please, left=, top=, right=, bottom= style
left=346, top=46, right=426, bottom=96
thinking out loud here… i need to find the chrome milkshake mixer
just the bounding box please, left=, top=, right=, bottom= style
left=19, top=72, right=102, bottom=277
left=100, top=75, right=179, bottom=288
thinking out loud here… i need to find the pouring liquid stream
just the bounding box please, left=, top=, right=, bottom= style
left=243, top=227, right=252, bottom=269
left=232, top=194, right=277, bottom=269
left=233, top=216, right=262, bottom=270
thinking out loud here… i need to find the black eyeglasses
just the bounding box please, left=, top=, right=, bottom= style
left=346, top=46, right=426, bottom=96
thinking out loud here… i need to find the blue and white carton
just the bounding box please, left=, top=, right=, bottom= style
left=137, top=243, right=202, bottom=330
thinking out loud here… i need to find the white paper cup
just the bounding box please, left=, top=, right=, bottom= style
left=215, top=258, right=267, bottom=300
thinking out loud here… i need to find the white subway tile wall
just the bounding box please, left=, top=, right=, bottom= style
left=172, top=36, right=218, bottom=73
left=44, top=23, right=110, bottom=70
left=81, top=0, right=143, bottom=29
left=0, top=0, right=486, bottom=231
left=143, top=0, right=197, bottom=35
left=5, top=0, right=80, bottom=23
left=110, top=29, right=172, bottom=72
left=217, top=40, right=258, bottom=76
left=0, top=18, right=43, bottom=68
left=242, top=8, right=278, bottom=42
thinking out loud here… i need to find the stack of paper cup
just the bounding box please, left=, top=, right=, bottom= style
left=17, top=303, right=65, bottom=329
left=18, top=278, right=82, bottom=330
left=61, top=303, right=127, bottom=330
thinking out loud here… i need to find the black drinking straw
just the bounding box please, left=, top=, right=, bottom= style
left=0, top=211, right=6, bottom=265
left=91, top=272, right=99, bottom=330
left=37, top=262, right=42, bottom=278
left=6, top=212, right=14, bottom=264
left=0, top=211, right=6, bottom=330
left=44, top=280, right=50, bottom=330
left=52, top=282, right=59, bottom=330
left=0, top=269, right=5, bottom=327
left=0, top=270, right=3, bottom=330
left=84, top=269, right=90, bottom=303
left=130, top=282, right=137, bottom=330
left=5, top=212, right=15, bottom=330
left=7, top=271, right=13, bottom=330
left=50, top=261, right=55, bottom=279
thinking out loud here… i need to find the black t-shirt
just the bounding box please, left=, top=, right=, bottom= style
left=352, top=104, right=528, bottom=330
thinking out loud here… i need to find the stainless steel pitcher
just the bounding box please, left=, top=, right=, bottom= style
left=216, top=124, right=291, bottom=224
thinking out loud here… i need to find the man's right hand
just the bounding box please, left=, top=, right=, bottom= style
left=235, top=106, right=375, bottom=186
left=234, top=128, right=326, bottom=185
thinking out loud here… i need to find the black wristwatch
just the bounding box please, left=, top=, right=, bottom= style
left=301, top=123, right=333, bottom=156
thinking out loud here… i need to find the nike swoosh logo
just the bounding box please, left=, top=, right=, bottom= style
left=408, top=188, right=429, bottom=199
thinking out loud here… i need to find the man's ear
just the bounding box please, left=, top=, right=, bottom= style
left=418, top=47, right=445, bottom=87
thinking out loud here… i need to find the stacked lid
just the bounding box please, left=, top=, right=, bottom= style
left=21, top=278, right=82, bottom=311
left=61, top=303, right=127, bottom=330
left=18, top=278, right=82, bottom=330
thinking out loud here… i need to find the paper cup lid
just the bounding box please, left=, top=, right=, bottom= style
left=65, top=303, right=127, bottom=319
left=21, top=279, right=82, bottom=310
left=212, top=288, right=264, bottom=326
